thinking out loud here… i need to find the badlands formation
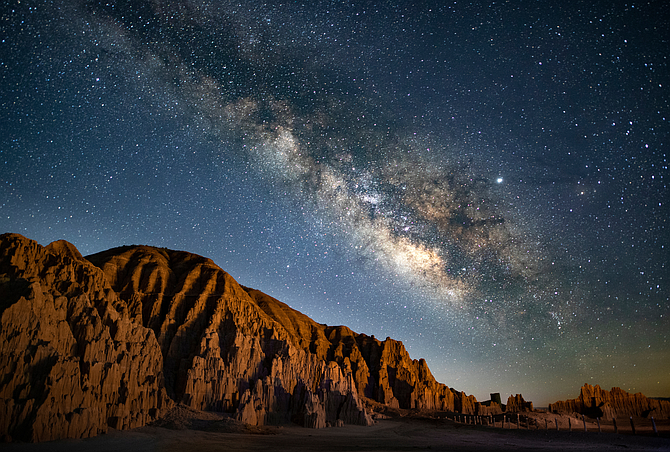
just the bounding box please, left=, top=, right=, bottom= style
left=0, top=233, right=485, bottom=442
left=548, top=383, right=670, bottom=420
left=0, top=233, right=668, bottom=444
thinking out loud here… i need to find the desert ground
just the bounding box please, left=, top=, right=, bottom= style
left=2, top=408, right=669, bottom=452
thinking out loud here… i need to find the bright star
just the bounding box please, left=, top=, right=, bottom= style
left=496, top=177, right=503, bottom=184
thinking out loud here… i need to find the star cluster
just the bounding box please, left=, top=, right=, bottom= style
left=1, top=0, right=667, bottom=405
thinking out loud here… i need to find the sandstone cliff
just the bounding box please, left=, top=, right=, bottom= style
left=505, top=394, right=533, bottom=413
left=0, top=234, right=483, bottom=442
left=548, top=384, right=670, bottom=420
left=0, top=234, right=170, bottom=442
left=85, top=244, right=373, bottom=428
left=246, top=287, right=478, bottom=413
left=87, top=244, right=478, bottom=418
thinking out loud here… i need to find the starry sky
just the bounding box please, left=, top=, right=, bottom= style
left=1, top=0, right=668, bottom=406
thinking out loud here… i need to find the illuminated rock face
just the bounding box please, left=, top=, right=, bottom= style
left=86, top=244, right=373, bottom=429
left=504, top=394, right=533, bottom=413
left=0, top=234, right=170, bottom=442
left=89, top=245, right=480, bottom=417
left=0, top=233, right=481, bottom=442
left=548, top=384, right=670, bottom=420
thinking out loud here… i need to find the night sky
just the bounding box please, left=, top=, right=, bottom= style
left=1, top=0, right=668, bottom=406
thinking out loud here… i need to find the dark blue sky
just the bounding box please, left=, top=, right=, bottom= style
left=1, top=0, right=667, bottom=405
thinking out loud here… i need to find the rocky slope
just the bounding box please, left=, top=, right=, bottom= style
left=85, top=242, right=373, bottom=429
left=86, top=243, right=479, bottom=417
left=548, top=384, right=670, bottom=420
left=0, top=234, right=485, bottom=442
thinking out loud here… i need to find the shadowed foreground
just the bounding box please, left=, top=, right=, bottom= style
left=2, top=414, right=669, bottom=452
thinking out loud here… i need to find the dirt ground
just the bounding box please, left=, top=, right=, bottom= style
left=2, top=409, right=669, bottom=452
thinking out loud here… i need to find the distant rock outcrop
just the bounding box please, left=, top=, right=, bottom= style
left=474, top=393, right=531, bottom=416
left=475, top=393, right=504, bottom=416
left=548, top=384, right=670, bottom=419
left=0, top=234, right=487, bottom=442
left=505, top=394, right=533, bottom=413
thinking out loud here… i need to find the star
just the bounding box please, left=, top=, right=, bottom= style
left=1, top=0, right=667, bottom=406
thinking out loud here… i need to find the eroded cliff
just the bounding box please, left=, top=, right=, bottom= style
left=548, top=384, right=670, bottom=420
left=0, top=234, right=170, bottom=442
left=85, top=244, right=372, bottom=428
left=0, top=234, right=482, bottom=442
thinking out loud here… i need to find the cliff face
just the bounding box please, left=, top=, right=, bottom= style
left=0, top=233, right=483, bottom=442
left=548, top=384, right=670, bottom=420
left=87, top=244, right=477, bottom=417
left=246, top=288, right=476, bottom=413
left=85, top=243, right=372, bottom=429
left=0, top=234, right=170, bottom=442
left=505, top=394, right=533, bottom=413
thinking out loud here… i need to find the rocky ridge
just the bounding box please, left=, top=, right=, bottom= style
left=86, top=243, right=479, bottom=419
left=548, top=384, right=670, bottom=420
left=0, top=234, right=483, bottom=442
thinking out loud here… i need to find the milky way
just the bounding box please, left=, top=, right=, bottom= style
left=1, top=0, right=668, bottom=404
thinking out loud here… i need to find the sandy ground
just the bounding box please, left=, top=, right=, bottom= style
left=2, top=410, right=669, bottom=452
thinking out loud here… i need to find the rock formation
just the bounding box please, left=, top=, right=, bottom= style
left=245, top=288, right=480, bottom=414
left=548, top=384, right=670, bottom=419
left=505, top=394, right=533, bottom=413
left=475, top=393, right=504, bottom=416
left=473, top=393, right=531, bottom=416
left=86, top=244, right=479, bottom=417
left=84, top=243, right=374, bottom=429
left=0, top=234, right=170, bottom=442
left=0, top=234, right=487, bottom=442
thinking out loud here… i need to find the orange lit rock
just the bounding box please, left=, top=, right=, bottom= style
left=548, top=383, right=670, bottom=420
left=89, top=244, right=479, bottom=423
left=87, top=245, right=373, bottom=428
left=505, top=394, right=533, bottom=413
left=0, top=234, right=170, bottom=442
left=1, top=234, right=486, bottom=442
